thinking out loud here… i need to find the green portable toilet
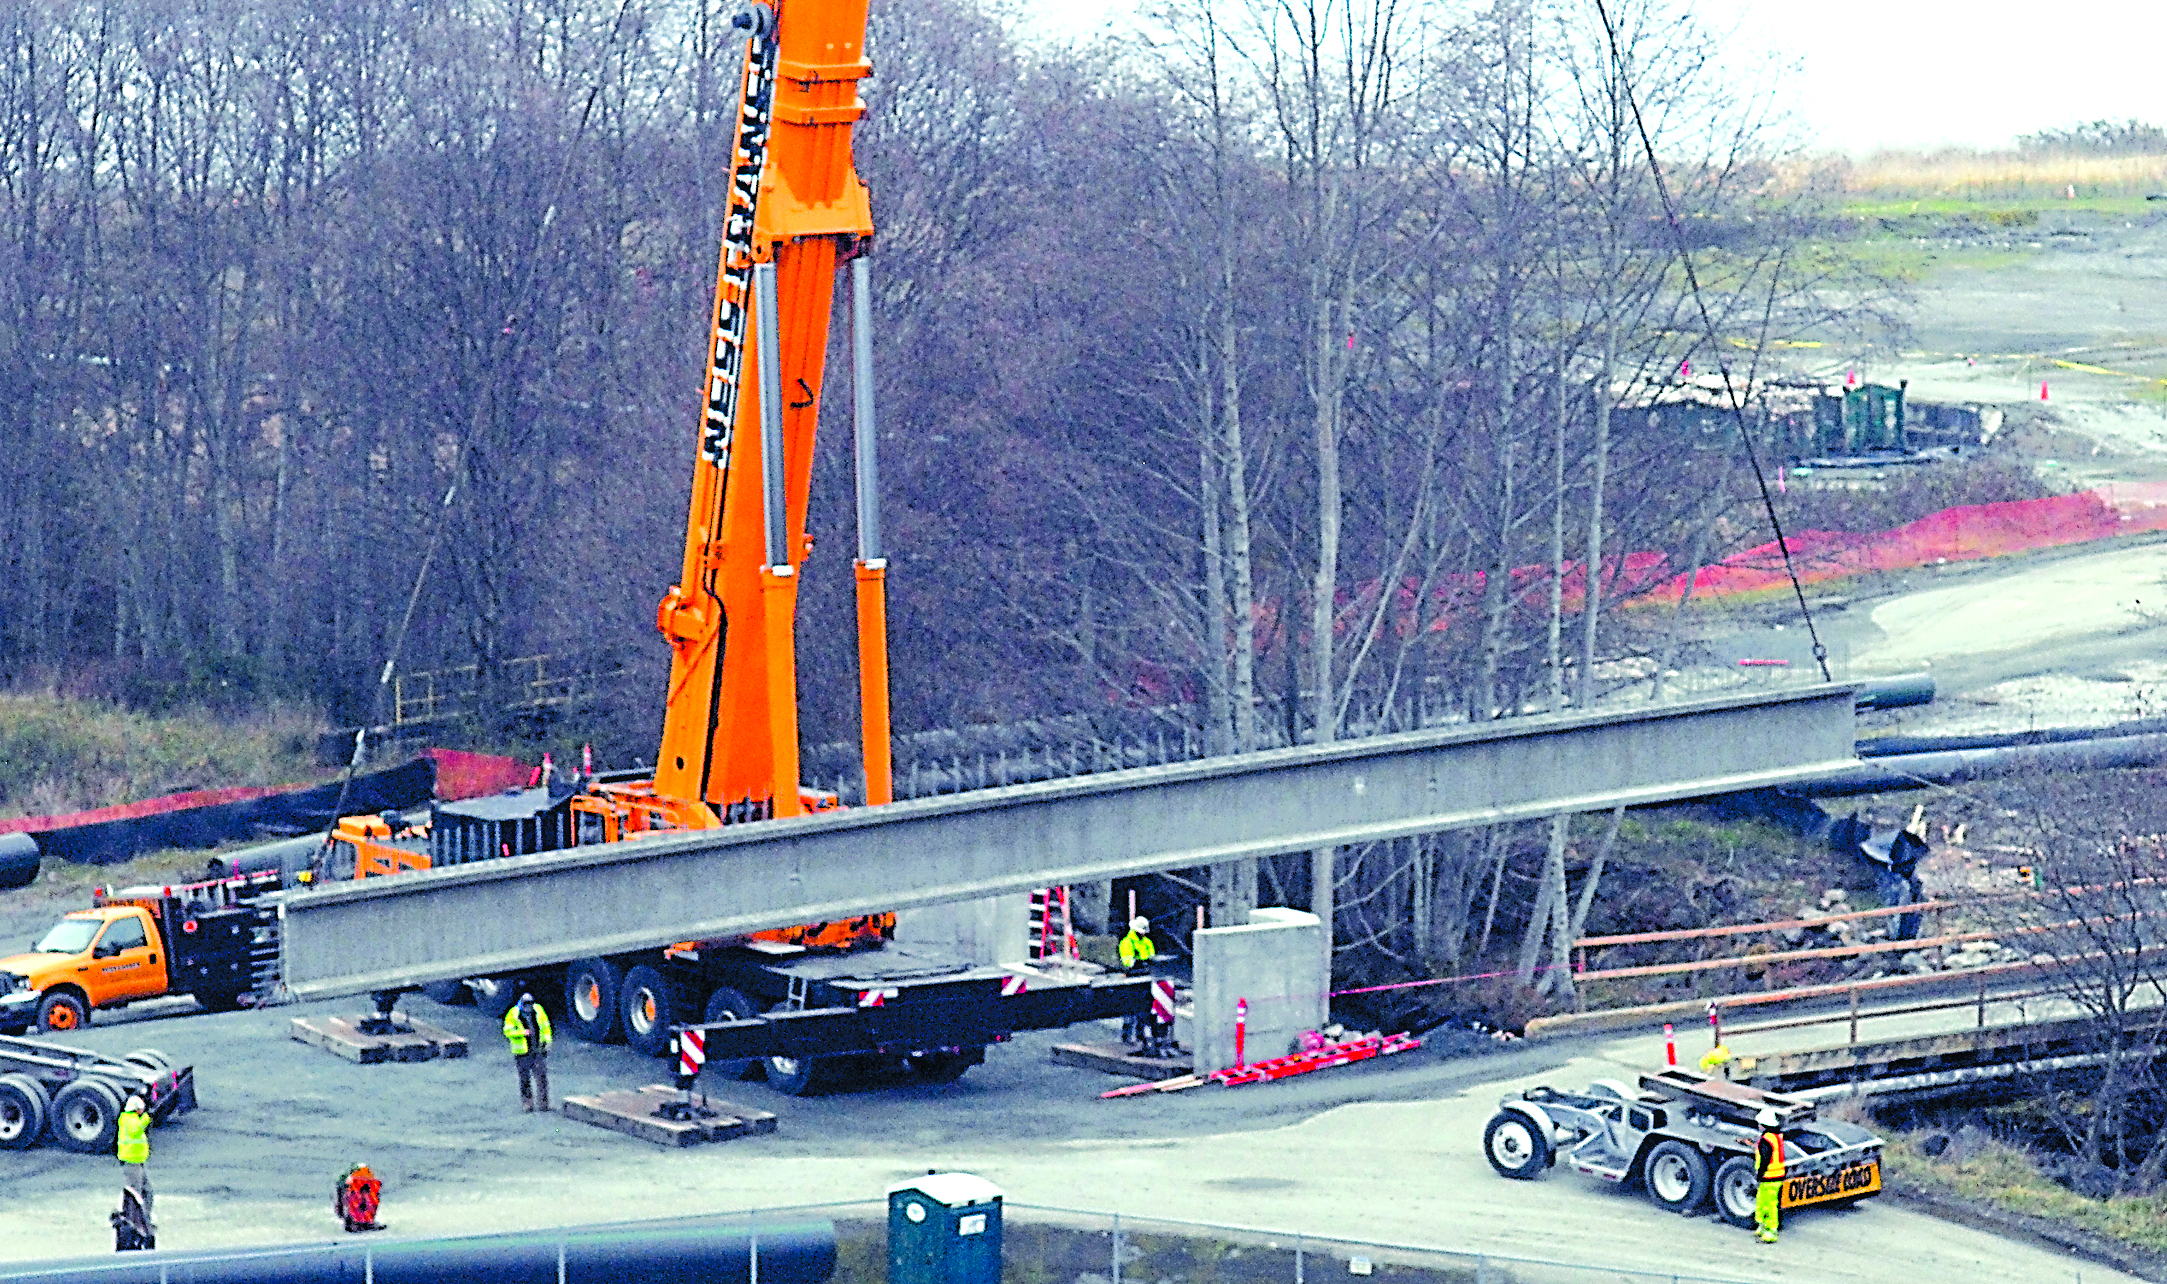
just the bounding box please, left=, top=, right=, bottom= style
left=888, top=1173, right=1003, bottom=1284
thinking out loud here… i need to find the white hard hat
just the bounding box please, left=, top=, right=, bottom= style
left=1756, top=1109, right=1779, bottom=1127
left=1129, top=916, right=1150, bottom=933
left=125, top=1095, right=145, bottom=1113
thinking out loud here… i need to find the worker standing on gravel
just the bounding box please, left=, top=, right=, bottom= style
left=503, top=992, right=553, bottom=1112
left=1754, top=1109, right=1785, bottom=1244
left=1118, top=917, right=1156, bottom=1043
left=116, top=1094, right=151, bottom=1216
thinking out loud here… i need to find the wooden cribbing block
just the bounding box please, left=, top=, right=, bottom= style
left=562, top=1085, right=778, bottom=1148
left=289, top=1015, right=471, bottom=1064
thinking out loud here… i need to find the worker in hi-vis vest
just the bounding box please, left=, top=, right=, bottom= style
left=1118, top=916, right=1155, bottom=1042
left=1754, top=1108, right=1785, bottom=1243
left=117, top=1094, right=151, bottom=1215
left=503, top=992, right=554, bottom=1112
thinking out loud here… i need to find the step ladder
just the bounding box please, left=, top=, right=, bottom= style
left=1028, top=886, right=1077, bottom=961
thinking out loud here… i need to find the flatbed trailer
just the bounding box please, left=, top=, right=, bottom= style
left=1482, top=1067, right=1883, bottom=1229
left=0, top=1034, right=196, bottom=1153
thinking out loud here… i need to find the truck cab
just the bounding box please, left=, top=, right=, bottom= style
left=0, top=871, right=278, bottom=1034
left=0, top=908, right=170, bottom=1033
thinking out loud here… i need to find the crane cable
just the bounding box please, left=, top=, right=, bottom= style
left=1588, top=0, right=1831, bottom=682
left=309, top=0, right=643, bottom=877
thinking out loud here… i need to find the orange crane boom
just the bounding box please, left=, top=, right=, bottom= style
left=584, top=0, right=893, bottom=907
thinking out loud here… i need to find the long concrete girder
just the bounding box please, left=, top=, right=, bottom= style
left=274, top=684, right=1861, bottom=999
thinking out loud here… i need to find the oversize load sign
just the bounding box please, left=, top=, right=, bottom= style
left=1782, top=1158, right=1880, bottom=1208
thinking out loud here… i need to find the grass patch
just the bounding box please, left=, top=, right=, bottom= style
left=1882, top=1130, right=2167, bottom=1254
left=0, top=691, right=329, bottom=820
left=1841, top=150, right=2167, bottom=203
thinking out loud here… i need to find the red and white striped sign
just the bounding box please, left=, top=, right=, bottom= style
left=858, top=988, right=897, bottom=1007
left=678, top=1027, right=706, bottom=1079
left=1150, top=979, right=1175, bottom=1023
left=1000, top=975, right=1027, bottom=997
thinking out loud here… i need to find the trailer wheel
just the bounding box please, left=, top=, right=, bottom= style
left=1483, top=1111, right=1551, bottom=1180
left=563, top=959, right=625, bottom=1043
left=701, top=987, right=760, bottom=1081
left=1645, top=1140, right=1712, bottom=1213
left=620, top=965, right=678, bottom=1058
left=1712, top=1154, right=1759, bottom=1228
left=35, top=990, right=88, bottom=1033
left=471, top=976, right=523, bottom=1021
left=50, top=1079, right=123, bottom=1154
left=764, top=1053, right=823, bottom=1096
left=0, top=1074, right=51, bottom=1149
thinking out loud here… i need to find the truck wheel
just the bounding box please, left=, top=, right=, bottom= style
left=701, top=987, right=760, bottom=1081
left=619, top=965, right=678, bottom=1058
left=1644, top=1140, right=1712, bottom=1213
left=1712, top=1154, right=1760, bottom=1228
left=1483, top=1111, right=1551, bottom=1180
left=0, top=1074, right=51, bottom=1149
left=50, top=1079, right=123, bottom=1154
left=35, top=991, right=88, bottom=1033
left=563, top=958, right=625, bottom=1043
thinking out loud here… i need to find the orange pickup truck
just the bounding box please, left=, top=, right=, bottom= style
left=0, top=872, right=276, bottom=1034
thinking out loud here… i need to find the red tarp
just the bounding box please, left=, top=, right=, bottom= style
left=421, top=747, right=535, bottom=801
left=0, top=784, right=293, bottom=837
left=1637, top=482, right=2167, bottom=603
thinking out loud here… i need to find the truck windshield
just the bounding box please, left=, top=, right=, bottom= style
left=34, top=918, right=102, bottom=955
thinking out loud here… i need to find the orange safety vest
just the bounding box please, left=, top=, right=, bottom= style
left=1756, top=1130, right=1785, bottom=1180
left=342, top=1167, right=382, bottom=1224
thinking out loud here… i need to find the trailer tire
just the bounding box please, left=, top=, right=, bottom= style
left=620, top=965, right=679, bottom=1058
left=1645, top=1140, right=1712, bottom=1213
left=50, top=1079, right=123, bottom=1154
left=471, top=976, right=523, bottom=1021
left=563, top=959, right=625, bottom=1043
left=764, top=1053, right=824, bottom=1097
left=1712, top=1154, right=1759, bottom=1228
left=35, top=990, right=88, bottom=1033
left=0, top=1074, right=50, bottom=1149
left=701, top=987, right=760, bottom=1081
left=1483, top=1110, right=1551, bottom=1180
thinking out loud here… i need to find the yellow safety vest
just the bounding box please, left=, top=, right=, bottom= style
left=503, top=1004, right=553, bottom=1055
left=1757, top=1130, right=1785, bottom=1180
left=1118, top=930, right=1156, bottom=970
left=117, top=1110, right=150, bottom=1165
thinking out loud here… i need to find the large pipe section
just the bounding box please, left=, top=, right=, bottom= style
left=1794, top=731, right=2167, bottom=797
left=0, top=1216, right=836, bottom=1284
left=0, top=834, right=38, bottom=892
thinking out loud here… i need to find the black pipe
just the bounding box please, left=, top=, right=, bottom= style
left=1853, top=672, right=1934, bottom=711
left=1859, top=715, right=2167, bottom=758
left=0, top=833, right=37, bottom=892
left=1794, top=732, right=2167, bottom=797
left=0, top=1215, right=836, bottom=1284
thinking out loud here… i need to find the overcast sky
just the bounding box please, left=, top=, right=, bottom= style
left=1017, top=0, right=2162, bottom=154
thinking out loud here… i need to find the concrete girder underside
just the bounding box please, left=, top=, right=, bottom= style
left=274, top=684, right=1861, bottom=999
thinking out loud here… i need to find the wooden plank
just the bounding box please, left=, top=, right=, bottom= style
left=1052, top=1042, right=1193, bottom=1080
